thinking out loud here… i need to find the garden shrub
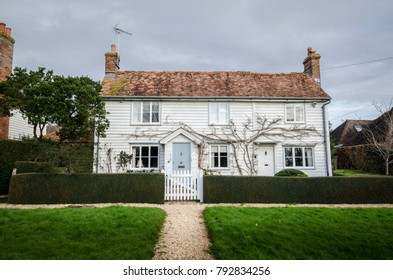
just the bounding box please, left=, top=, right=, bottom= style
left=204, top=175, right=393, bottom=204
left=8, top=173, right=165, bottom=204
left=336, top=145, right=391, bottom=175
left=274, top=169, right=308, bottom=177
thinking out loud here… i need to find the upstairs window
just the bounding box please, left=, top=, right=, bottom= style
left=132, top=101, right=160, bottom=124
left=286, top=104, right=305, bottom=123
left=209, top=103, right=229, bottom=125
left=284, top=147, right=314, bottom=168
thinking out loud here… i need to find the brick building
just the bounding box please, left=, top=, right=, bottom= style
left=0, top=22, right=14, bottom=139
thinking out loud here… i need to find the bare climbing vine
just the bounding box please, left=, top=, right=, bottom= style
left=124, top=114, right=320, bottom=175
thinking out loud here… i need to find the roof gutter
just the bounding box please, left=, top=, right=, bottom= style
left=322, top=100, right=332, bottom=176
left=101, top=95, right=331, bottom=102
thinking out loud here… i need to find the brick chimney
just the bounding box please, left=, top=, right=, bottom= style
left=105, top=44, right=120, bottom=76
left=0, top=22, right=15, bottom=139
left=303, top=47, right=321, bottom=84
left=0, top=22, right=14, bottom=81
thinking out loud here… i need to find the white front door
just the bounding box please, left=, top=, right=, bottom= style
left=256, top=145, right=275, bottom=176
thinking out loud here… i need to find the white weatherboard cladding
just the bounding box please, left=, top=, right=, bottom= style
left=8, top=110, right=46, bottom=140
left=95, top=100, right=329, bottom=176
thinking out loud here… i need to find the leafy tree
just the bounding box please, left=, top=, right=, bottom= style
left=0, top=67, right=109, bottom=141
left=51, top=75, right=109, bottom=141
left=0, top=67, right=57, bottom=139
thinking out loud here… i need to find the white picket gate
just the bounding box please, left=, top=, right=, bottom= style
left=165, top=170, right=204, bottom=202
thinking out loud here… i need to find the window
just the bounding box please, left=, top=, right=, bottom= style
left=131, top=145, right=159, bottom=169
left=286, top=104, right=304, bottom=123
left=132, top=102, right=160, bottom=124
left=284, top=147, right=314, bottom=168
left=210, top=145, right=229, bottom=168
left=209, top=102, right=229, bottom=125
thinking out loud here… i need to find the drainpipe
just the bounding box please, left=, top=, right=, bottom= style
left=322, top=100, right=332, bottom=176
left=95, top=132, right=100, bottom=173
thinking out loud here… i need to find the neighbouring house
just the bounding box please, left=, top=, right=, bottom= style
left=331, top=108, right=393, bottom=174
left=95, top=45, right=332, bottom=179
left=0, top=22, right=47, bottom=140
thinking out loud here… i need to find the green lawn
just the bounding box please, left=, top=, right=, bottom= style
left=333, top=169, right=381, bottom=176
left=204, top=206, right=393, bottom=260
left=0, top=206, right=165, bottom=260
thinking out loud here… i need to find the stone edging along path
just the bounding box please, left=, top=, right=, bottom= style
left=1, top=202, right=393, bottom=260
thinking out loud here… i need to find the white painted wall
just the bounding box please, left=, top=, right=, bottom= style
left=8, top=110, right=46, bottom=140
left=95, top=99, right=331, bottom=176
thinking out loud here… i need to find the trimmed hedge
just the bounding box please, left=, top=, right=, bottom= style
left=204, top=176, right=393, bottom=204
left=0, top=139, right=93, bottom=195
left=0, top=139, right=45, bottom=194
left=8, top=173, right=165, bottom=204
left=15, top=161, right=55, bottom=174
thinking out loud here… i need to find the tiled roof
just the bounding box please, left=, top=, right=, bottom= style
left=331, top=108, right=393, bottom=146
left=331, top=120, right=372, bottom=146
left=101, top=71, right=330, bottom=99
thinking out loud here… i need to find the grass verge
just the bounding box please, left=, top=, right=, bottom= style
left=333, top=169, right=381, bottom=176
left=0, top=206, right=165, bottom=260
left=204, top=206, right=393, bottom=259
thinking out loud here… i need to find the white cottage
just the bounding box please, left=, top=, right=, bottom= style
left=95, top=46, right=332, bottom=179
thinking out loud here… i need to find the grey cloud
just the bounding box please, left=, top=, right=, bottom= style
left=2, top=0, right=393, bottom=128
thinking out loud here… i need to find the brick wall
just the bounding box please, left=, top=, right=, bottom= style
left=0, top=23, right=14, bottom=139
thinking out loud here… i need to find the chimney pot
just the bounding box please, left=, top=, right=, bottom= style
left=0, top=23, right=5, bottom=33
left=111, top=44, right=117, bottom=53
left=5, top=27, right=11, bottom=36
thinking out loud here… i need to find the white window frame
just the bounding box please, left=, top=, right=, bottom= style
left=209, top=144, right=230, bottom=169
left=131, top=101, right=160, bottom=125
left=285, top=104, right=305, bottom=123
left=209, top=102, right=229, bottom=125
left=130, top=145, right=160, bottom=170
left=283, top=146, right=314, bottom=169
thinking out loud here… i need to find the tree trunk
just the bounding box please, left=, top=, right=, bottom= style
left=39, top=124, right=45, bottom=140
left=386, top=158, right=390, bottom=176
left=33, top=124, right=37, bottom=139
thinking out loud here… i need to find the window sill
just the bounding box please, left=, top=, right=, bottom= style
left=284, top=166, right=315, bottom=170
left=130, top=123, right=161, bottom=126
left=284, top=121, right=305, bottom=124
left=209, top=167, right=230, bottom=170
left=127, top=168, right=159, bottom=173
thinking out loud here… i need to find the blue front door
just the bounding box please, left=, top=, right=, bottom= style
left=172, top=143, right=191, bottom=172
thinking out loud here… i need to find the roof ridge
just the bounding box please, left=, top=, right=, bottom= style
left=116, top=70, right=306, bottom=75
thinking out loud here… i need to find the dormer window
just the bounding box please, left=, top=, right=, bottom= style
left=354, top=125, right=363, bottom=132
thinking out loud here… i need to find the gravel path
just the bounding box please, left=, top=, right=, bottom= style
left=153, top=202, right=213, bottom=260
left=1, top=202, right=393, bottom=260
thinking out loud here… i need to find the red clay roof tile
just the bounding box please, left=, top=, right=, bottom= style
left=101, top=70, right=330, bottom=99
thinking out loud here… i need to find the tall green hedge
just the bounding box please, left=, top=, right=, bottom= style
left=204, top=176, right=393, bottom=204
left=0, top=139, right=93, bottom=195
left=8, top=173, right=164, bottom=204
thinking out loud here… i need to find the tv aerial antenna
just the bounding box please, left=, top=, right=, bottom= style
left=113, top=24, right=132, bottom=55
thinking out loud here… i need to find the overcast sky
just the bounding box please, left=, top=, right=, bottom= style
left=2, top=0, right=393, bottom=128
